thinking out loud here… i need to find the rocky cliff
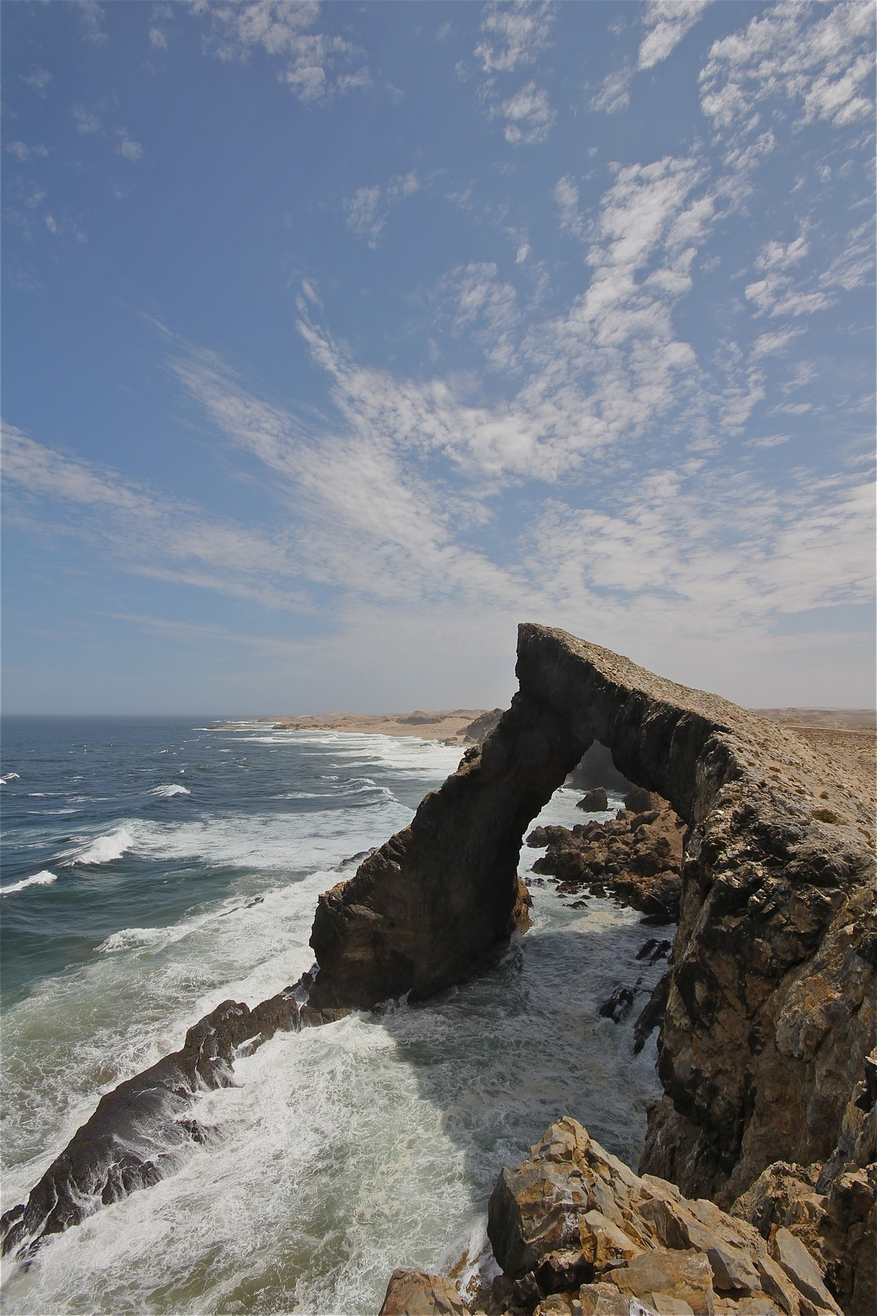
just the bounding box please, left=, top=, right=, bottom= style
left=3, top=624, right=873, bottom=1310
left=382, top=1117, right=854, bottom=1316
left=308, top=624, right=874, bottom=1304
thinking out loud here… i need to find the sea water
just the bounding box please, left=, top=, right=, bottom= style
left=0, top=716, right=664, bottom=1315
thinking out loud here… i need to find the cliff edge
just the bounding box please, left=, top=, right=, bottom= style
left=308, top=623, right=874, bottom=1304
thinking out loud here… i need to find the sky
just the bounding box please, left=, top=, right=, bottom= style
left=1, top=0, right=874, bottom=715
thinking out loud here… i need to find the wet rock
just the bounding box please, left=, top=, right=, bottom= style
left=578, top=788, right=608, bottom=813
left=633, top=973, right=670, bottom=1055
left=598, top=983, right=639, bottom=1023
left=527, top=794, right=684, bottom=922
left=0, top=988, right=302, bottom=1258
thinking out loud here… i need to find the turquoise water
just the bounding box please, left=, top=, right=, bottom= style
left=1, top=718, right=663, bottom=1315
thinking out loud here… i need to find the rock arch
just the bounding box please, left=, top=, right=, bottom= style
left=308, top=623, right=875, bottom=1211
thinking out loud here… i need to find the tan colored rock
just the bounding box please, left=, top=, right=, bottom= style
left=378, top=1269, right=468, bottom=1315
left=479, top=1120, right=848, bottom=1316
left=577, top=1283, right=629, bottom=1315
left=770, top=1230, right=841, bottom=1315
left=607, top=1248, right=716, bottom=1315
left=578, top=1209, right=643, bottom=1267
left=644, top=1295, right=697, bottom=1314
left=534, top=1295, right=576, bottom=1315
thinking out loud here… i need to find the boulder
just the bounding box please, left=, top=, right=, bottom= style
left=379, top=1269, right=469, bottom=1315
left=578, top=787, right=609, bottom=813
left=479, top=1118, right=849, bottom=1316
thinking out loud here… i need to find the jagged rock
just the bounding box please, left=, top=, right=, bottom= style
left=731, top=1156, right=876, bottom=1316
left=598, top=983, right=639, bottom=1023
left=530, top=795, right=684, bottom=922
left=306, top=625, right=874, bottom=1284
left=770, top=1230, right=841, bottom=1315
left=607, top=1248, right=716, bottom=1315
left=0, top=989, right=302, bottom=1257
left=634, top=973, right=671, bottom=1054
left=480, top=1118, right=850, bottom=1316
left=578, top=787, right=609, bottom=813
left=462, top=709, right=505, bottom=744
left=379, top=1269, right=470, bottom=1315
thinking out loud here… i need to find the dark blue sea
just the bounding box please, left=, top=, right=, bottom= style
left=1, top=716, right=662, bottom=1314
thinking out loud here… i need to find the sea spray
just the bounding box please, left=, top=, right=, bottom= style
left=1, top=717, right=662, bottom=1314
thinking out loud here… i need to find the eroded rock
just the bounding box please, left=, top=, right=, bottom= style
left=0, top=989, right=302, bottom=1257
left=476, top=1118, right=847, bottom=1316
left=528, top=794, right=685, bottom=922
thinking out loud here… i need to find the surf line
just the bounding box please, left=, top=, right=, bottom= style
left=0, top=967, right=343, bottom=1260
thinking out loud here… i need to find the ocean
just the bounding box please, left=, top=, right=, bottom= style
left=0, top=716, right=664, bottom=1315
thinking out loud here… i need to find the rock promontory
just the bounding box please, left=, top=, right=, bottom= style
left=309, top=624, right=874, bottom=1304
left=3, top=624, right=873, bottom=1313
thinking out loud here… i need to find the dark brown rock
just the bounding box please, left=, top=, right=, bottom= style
left=0, top=989, right=301, bottom=1258
left=577, top=787, right=608, bottom=812
left=625, top=786, right=657, bottom=815
left=530, top=792, right=684, bottom=921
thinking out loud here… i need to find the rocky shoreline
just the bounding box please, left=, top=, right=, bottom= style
left=381, top=1116, right=857, bottom=1315
left=3, top=625, right=874, bottom=1315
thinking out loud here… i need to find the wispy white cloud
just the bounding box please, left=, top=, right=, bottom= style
left=77, top=0, right=108, bottom=45
left=73, top=104, right=101, bottom=134
left=589, top=65, right=631, bottom=115
left=5, top=141, right=48, bottom=161
left=434, top=262, right=521, bottom=370
left=21, top=67, right=52, bottom=95
left=344, top=171, right=419, bottom=247
left=492, top=81, right=556, bottom=145
left=743, top=221, right=871, bottom=320
left=475, top=1, right=555, bottom=74
left=193, top=0, right=371, bottom=104
left=638, top=1, right=711, bottom=71
left=149, top=27, right=168, bottom=51
left=1, top=421, right=309, bottom=612
left=554, top=175, right=584, bottom=237
left=700, top=0, right=875, bottom=133
left=116, top=129, right=143, bottom=162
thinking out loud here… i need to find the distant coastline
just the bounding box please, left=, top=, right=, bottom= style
left=218, top=709, right=497, bottom=743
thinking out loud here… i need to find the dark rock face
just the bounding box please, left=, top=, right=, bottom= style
left=577, top=786, right=608, bottom=812
left=306, top=687, right=584, bottom=1014
left=1, top=990, right=302, bottom=1257
left=308, top=623, right=875, bottom=1299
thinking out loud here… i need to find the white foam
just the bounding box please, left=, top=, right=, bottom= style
left=0, top=747, right=661, bottom=1315
left=68, top=826, right=136, bottom=866
left=1, top=773, right=20, bottom=784
left=148, top=784, right=191, bottom=798
left=96, top=927, right=168, bottom=954
left=0, top=871, right=58, bottom=896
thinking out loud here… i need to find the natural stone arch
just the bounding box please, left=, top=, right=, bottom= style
left=306, top=622, right=743, bottom=1016
left=308, top=623, right=875, bottom=1213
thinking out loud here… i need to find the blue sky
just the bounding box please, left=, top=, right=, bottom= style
left=2, top=0, right=874, bottom=714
